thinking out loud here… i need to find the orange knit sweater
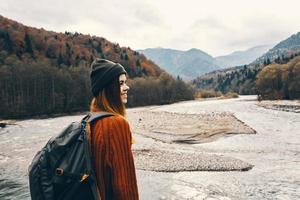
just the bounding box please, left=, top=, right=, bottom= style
left=90, top=115, right=139, bottom=200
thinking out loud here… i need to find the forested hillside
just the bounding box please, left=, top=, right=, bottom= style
left=252, top=32, right=300, bottom=65
left=0, top=15, right=194, bottom=118
left=0, top=15, right=161, bottom=76
left=192, top=65, right=259, bottom=94
left=193, top=53, right=300, bottom=97
left=193, top=32, right=300, bottom=98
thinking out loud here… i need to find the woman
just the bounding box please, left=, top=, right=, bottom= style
left=87, top=59, right=139, bottom=200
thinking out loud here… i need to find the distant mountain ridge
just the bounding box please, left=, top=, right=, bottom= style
left=138, top=47, right=221, bottom=80
left=215, top=45, right=273, bottom=68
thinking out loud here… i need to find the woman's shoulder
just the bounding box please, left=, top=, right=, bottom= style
left=110, top=115, right=129, bottom=124
left=103, top=115, right=131, bottom=138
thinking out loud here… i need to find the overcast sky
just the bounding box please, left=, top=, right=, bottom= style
left=1, top=0, right=300, bottom=56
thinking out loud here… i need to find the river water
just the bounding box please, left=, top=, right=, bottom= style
left=0, top=95, right=299, bottom=199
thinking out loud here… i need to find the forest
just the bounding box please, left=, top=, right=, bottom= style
left=127, top=73, right=195, bottom=107
left=0, top=55, right=195, bottom=118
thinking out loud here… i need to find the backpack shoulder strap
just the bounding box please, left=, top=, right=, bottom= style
left=82, top=111, right=114, bottom=200
left=85, top=111, right=114, bottom=124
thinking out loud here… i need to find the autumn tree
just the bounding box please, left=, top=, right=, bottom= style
left=256, top=56, right=300, bottom=99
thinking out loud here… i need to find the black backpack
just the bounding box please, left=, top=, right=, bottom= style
left=28, top=112, right=113, bottom=200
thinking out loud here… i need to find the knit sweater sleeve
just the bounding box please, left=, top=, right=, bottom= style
left=108, top=116, right=139, bottom=200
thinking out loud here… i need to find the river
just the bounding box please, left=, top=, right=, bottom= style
left=0, top=95, right=299, bottom=199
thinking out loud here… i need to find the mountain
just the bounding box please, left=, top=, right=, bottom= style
left=215, top=45, right=273, bottom=68
left=252, top=32, right=300, bottom=65
left=193, top=32, right=300, bottom=95
left=138, top=47, right=222, bottom=80
left=0, top=15, right=162, bottom=78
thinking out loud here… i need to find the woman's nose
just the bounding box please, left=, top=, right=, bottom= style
left=122, top=84, right=129, bottom=91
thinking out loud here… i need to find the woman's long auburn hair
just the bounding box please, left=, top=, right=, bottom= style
left=87, top=76, right=127, bottom=148
left=90, top=76, right=126, bottom=117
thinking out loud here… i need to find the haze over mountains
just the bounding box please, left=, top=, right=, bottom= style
left=215, top=45, right=273, bottom=68
left=138, top=45, right=272, bottom=80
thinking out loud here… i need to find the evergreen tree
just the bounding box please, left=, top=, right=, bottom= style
left=24, top=32, right=34, bottom=57
left=57, top=52, right=64, bottom=65
left=65, top=42, right=72, bottom=65
left=136, top=59, right=141, bottom=67
left=124, top=54, right=129, bottom=60
left=0, top=30, right=14, bottom=53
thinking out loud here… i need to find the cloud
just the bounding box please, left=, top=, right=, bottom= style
left=133, top=4, right=165, bottom=27
left=1, top=0, right=80, bottom=29
left=1, top=0, right=300, bottom=56
left=223, top=14, right=298, bottom=50
left=165, top=11, right=300, bottom=56
left=192, top=18, right=229, bottom=32
left=163, top=17, right=234, bottom=55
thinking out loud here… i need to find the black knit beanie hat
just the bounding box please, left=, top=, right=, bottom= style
left=90, top=59, right=127, bottom=97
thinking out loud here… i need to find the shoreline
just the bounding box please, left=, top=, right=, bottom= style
left=1, top=96, right=298, bottom=121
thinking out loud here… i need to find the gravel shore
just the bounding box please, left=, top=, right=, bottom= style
left=256, top=99, right=300, bottom=113
left=126, top=107, right=255, bottom=172
left=133, top=149, right=253, bottom=172
left=128, top=109, right=256, bottom=144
